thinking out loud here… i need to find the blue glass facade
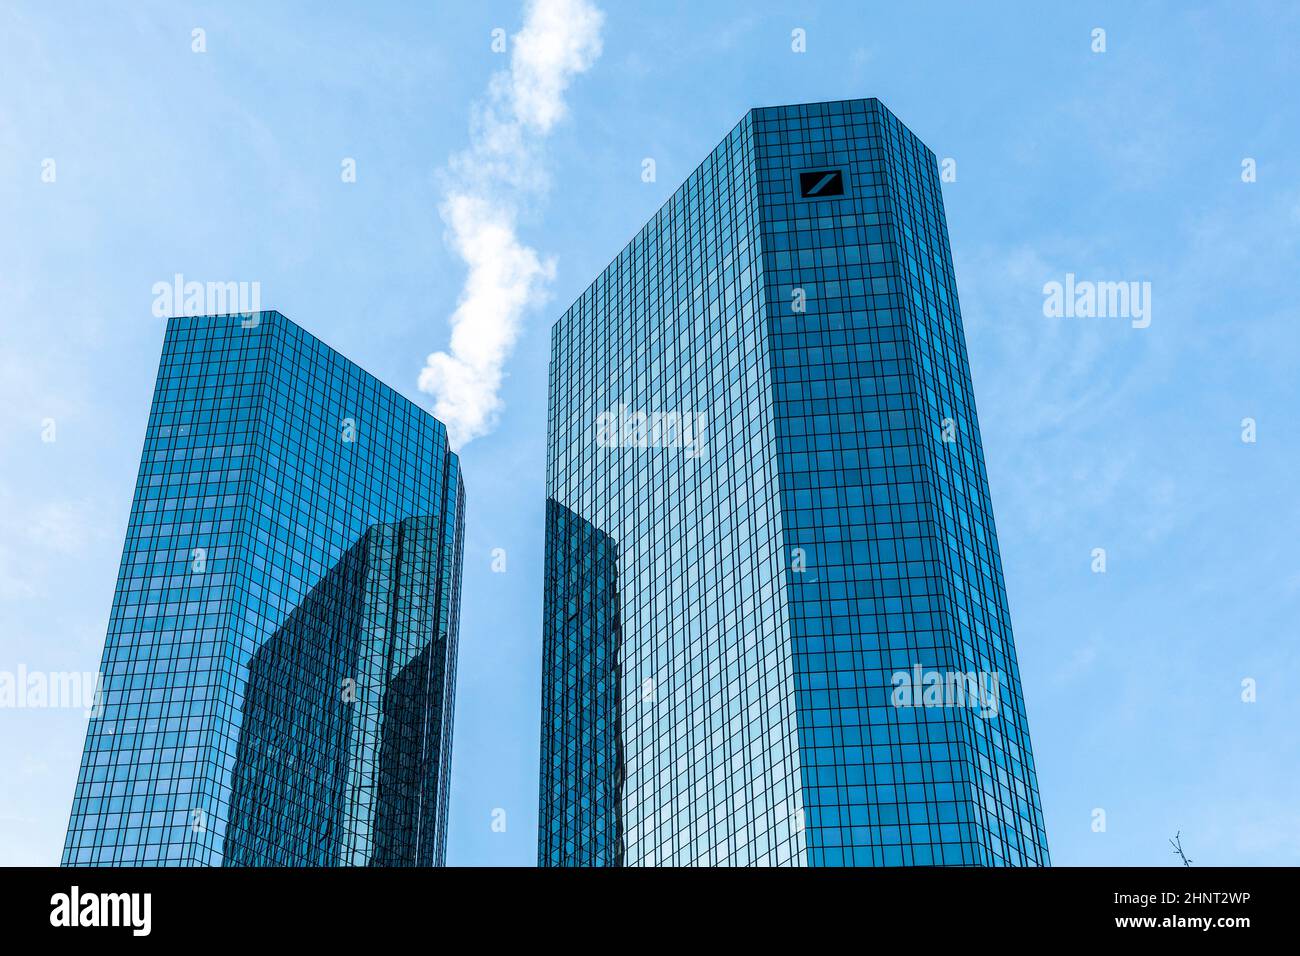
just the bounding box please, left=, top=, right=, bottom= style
left=540, top=99, right=1049, bottom=866
left=62, top=311, right=465, bottom=866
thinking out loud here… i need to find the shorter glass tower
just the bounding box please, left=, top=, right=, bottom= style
left=62, top=311, right=466, bottom=867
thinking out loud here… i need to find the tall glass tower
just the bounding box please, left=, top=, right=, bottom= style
left=540, top=98, right=1049, bottom=867
left=62, top=311, right=466, bottom=867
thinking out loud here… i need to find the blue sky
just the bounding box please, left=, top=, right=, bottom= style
left=1, top=0, right=1297, bottom=866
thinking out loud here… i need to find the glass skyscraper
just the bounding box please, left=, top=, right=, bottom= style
left=62, top=311, right=466, bottom=867
left=540, top=98, right=1049, bottom=866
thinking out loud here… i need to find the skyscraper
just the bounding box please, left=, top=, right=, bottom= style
left=540, top=98, right=1049, bottom=867
left=63, top=311, right=466, bottom=867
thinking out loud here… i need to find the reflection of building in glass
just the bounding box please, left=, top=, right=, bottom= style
left=538, top=501, right=624, bottom=866
left=225, top=517, right=457, bottom=866
left=63, top=311, right=465, bottom=867
left=540, top=99, right=1049, bottom=867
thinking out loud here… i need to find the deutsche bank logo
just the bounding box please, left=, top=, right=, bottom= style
left=796, top=168, right=847, bottom=199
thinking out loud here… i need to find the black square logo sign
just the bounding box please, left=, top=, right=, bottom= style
left=798, top=169, right=846, bottom=198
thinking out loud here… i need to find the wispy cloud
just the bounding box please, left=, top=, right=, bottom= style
left=0, top=489, right=102, bottom=599
left=419, top=0, right=604, bottom=449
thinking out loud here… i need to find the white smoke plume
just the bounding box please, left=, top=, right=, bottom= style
left=419, top=0, right=604, bottom=449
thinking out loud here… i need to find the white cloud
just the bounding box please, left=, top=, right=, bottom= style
left=419, top=0, right=604, bottom=449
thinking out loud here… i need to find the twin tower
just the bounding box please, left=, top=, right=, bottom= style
left=63, top=99, right=1049, bottom=868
